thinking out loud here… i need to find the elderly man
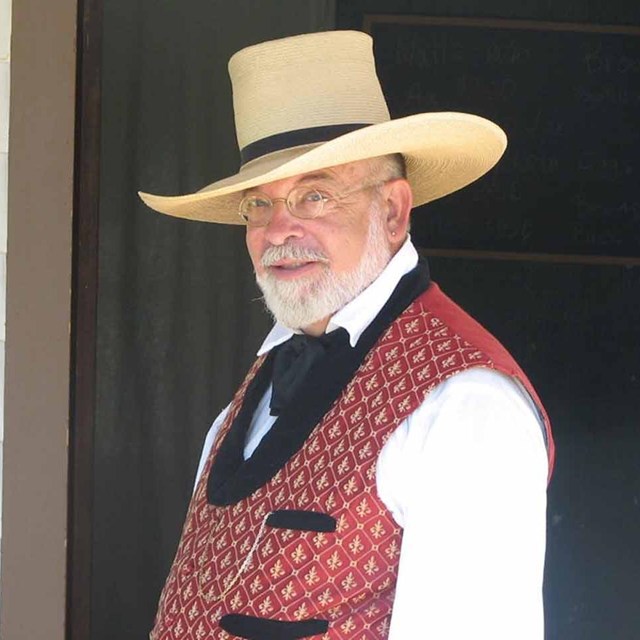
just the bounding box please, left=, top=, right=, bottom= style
left=140, top=31, right=554, bottom=640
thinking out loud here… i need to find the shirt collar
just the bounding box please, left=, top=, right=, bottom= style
left=257, top=237, right=419, bottom=355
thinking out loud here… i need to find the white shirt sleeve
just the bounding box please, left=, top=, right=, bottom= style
left=378, top=368, right=549, bottom=640
left=193, top=403, right=231, bottom=492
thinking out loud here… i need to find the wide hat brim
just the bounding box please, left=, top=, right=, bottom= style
left=139, top=111, right=506, bottom=225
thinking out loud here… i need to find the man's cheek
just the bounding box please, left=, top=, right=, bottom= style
left=245, top=238, right=263, bottom=273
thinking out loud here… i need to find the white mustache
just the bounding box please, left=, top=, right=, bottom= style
left=261, top=244, right=329, bottom=268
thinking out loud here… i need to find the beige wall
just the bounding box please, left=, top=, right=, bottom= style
left=0, top=0, right=76, bottom=638
left=0, top=0, right=10, bottom=559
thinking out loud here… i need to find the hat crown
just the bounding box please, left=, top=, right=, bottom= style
left=228, top=31, right=391, bottom=157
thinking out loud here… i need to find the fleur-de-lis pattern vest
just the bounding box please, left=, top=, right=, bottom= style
left=151, top=274, right=554, bottom=640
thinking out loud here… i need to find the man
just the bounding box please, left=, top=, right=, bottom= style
left=140, top=31, right=554, bottom=640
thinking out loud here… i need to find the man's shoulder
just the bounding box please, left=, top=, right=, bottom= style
left=413, top=282, right=517, bottom=370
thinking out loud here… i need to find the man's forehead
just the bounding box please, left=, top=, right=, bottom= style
left=250, top=159, right=372, bottom=193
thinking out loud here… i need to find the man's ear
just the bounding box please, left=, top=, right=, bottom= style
left=382, top=179, right=413, bottom=249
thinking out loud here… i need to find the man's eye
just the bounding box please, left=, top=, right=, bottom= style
left=300, top=189, right=328, bottom=203
left=247, top=196, right=271, bottom=208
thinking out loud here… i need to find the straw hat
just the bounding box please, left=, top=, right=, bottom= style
left=139, top=30, right=507, bottom=225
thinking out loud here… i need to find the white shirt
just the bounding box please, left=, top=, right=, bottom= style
left=195, top=239, right=549, bottom=639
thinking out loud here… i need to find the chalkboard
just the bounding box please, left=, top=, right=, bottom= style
left=365, top=16, right=640, bottom=260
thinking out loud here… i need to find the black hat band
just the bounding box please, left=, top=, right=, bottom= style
left=239, top=123, right=371, bottom=166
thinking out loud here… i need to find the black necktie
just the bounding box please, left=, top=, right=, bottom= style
left=269, top=329, right=349, bottom=416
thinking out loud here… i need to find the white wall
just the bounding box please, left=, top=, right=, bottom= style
left=0, top=0, right=11, bottom=560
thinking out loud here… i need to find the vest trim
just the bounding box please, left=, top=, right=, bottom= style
left=220, top=613, right=329, bottom=639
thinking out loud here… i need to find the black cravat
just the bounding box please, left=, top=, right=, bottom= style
left=269, top=329, right=349, bottom=416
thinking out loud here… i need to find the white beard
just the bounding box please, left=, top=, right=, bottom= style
left=256, top=210, right=392, bottom=330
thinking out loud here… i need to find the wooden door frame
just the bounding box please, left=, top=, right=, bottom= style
left=67, top=0, right=103, bottom=638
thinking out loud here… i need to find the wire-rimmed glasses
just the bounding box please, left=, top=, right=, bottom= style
left=238, top=181, right=385, bottom=227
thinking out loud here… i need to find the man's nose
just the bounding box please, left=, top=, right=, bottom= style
left=263, top=199, right=304, bottom=244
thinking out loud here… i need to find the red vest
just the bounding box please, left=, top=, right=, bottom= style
left=151, top=284, right=553, bottom=640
